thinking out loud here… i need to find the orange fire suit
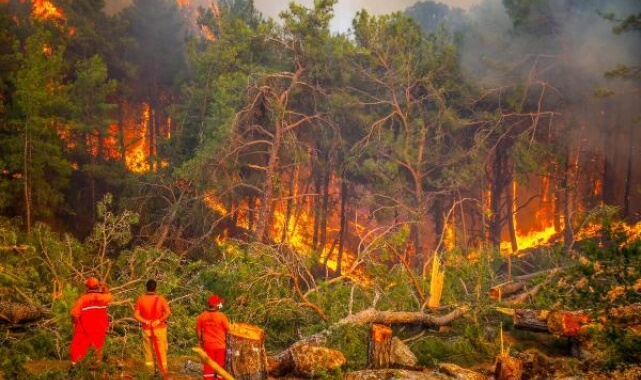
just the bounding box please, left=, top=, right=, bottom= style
left=69, top=287, right=113, bottom=364
left=196, top=309, right=230, bottom=379
left=134, top=293, right=171, bottom=372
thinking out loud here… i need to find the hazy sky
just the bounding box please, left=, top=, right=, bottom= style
left=253, top=0, right=480, bottom=33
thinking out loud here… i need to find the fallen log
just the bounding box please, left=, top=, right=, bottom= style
left=489, top=282, right=527, bottom=300
left=274, top=306, right=469, bottom=357
left=503, top=283, right=543, bottom=305
left=0, top=301, right=49, bottom=325
left=345, top=368, right=449, bottom=380
left=496, top=308, right=591, bottom=337
left=438, top=363, right=487, bottom=380
left=268, top=342, right=345, bottom=377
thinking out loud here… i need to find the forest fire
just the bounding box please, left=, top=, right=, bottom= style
left=203, top=191, right=365, bottom=280
left=32, top=0, right=64, bottom=23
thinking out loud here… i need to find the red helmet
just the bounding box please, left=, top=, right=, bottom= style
left=85, top=277, right=100, bottom=289
left=207, top=295, right=223, bottom=308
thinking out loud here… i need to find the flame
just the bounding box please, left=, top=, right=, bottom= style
left=204, top=180, right=370, bottom=285
left=125, top=103, right=151, bottom=173
left=32, top=0, right=65, bottom=23
left=500, top=226, right=557, bottom=254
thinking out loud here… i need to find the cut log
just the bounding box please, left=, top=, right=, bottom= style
left=489, top=282, right=527, bottom=300
left=368, top=323, right=392, bottom=369
left=345, top=368, right=450, bottom=380
left=268, top=342, right=345, bottom=377
left=226, top=322, right=267, bottom=380
left=438, top=363, right=487, bottom=380
left=494, top=354, right=522, bottom=380
left=512, top=309, right=549, bottom=332
left=503, top=283, right=543, bottom=305
left=496, top=308, right=592, bottom=337
left=546, top=311, right=590, bottom=337
left=0, top=301, right=48, bottom=324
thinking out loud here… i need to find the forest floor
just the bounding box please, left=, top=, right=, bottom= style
left=23, top=355, right=203, bottom=379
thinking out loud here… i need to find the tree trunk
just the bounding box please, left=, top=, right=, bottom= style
left=226, top=323, right=268, bottom=380
left=23, top=122, right=31, bottom=235
left=335, top=170, right=348, bottom=277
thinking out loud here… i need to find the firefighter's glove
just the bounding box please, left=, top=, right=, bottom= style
left=151, top=320, right=160, bottom=327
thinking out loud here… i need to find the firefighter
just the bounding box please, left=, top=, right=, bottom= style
left=69, top=277, right=113, bottom=370
left=133, top=279, right=172, bottom=376
left=195, top=295, right=231, bottom=379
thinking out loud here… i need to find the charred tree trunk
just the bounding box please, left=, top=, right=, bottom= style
left=226, top=323, right=268, bottom=380
left=335, top=170, right=348, bottom=277
left=319, top=164, right=330, bottom=252
left=368, top=324, right=392, bottom=369
left=488, top=146, right=509, bottom=248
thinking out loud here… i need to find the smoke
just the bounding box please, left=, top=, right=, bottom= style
left=253, top=0, right=481, bottom=33
left=461, top=0, right=641, bottom=216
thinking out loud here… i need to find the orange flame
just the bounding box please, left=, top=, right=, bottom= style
left=204, top=183, right=369, bottom=284
left=32, top=0, right=65, bottom=23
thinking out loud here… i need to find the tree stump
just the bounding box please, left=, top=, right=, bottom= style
left=226, top=322, right=267, bottom=380
left=368, top=323, right=393, bottom=369
left=494, top=354, right=522, bottom=380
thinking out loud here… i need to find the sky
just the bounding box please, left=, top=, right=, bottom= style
left=253, top=0, right=481, bottom=33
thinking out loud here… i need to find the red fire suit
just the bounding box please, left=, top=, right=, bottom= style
left=195, top=309, right=230, bottom=379
left=69, top=287, right=113, bottom=364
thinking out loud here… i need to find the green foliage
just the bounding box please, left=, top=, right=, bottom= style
left=326, top=324, right=369, bottom=371
left=541, top=218, right=641, bottom=368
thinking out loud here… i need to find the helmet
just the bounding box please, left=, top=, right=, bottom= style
left=85, top=277, right=100, bottom=289
left=207, top=295, right=223, bottom=308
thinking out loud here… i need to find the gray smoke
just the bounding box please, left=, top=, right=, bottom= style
left=254, top=0, right=481, bottom=33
